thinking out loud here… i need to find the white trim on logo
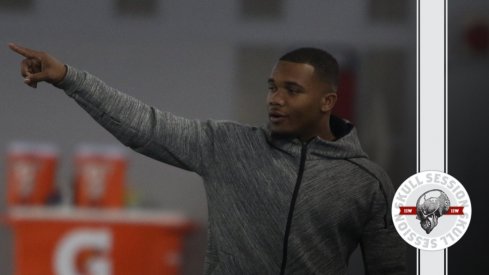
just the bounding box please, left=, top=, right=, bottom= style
left=392, top=171, right=471, bottom=252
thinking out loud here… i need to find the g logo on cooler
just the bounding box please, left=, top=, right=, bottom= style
left=392, top=171, right=471, bottom=250
left=54, top=228, right=112, bottom=275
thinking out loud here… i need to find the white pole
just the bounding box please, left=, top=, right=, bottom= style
left=417, top=0, right=447, bottom=274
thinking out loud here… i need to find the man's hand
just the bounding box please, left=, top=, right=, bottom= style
left=8, top=43, right=67, bottom=88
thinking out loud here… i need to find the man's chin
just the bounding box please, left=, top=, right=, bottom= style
left=268, top=123, right=296, bottom=139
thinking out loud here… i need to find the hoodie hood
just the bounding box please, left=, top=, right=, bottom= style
left=265, top=115, right=368, bottom=160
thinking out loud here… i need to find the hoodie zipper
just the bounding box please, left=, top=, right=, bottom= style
left=280, top=142, right=309, bottom=274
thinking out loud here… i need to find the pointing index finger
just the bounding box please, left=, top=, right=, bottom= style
left=8, top=43, right=39, bottom=58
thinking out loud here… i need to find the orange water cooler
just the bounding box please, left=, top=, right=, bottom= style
left=6, top=142, right=59, bottom=206
left=5, top=143, right=195, bottom=275
left=7, top=207, right=194, bottom=275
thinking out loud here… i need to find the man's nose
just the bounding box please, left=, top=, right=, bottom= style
left=268, top=89, right=285, bottom=106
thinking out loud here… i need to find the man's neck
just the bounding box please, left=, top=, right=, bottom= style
left=298, top=127, right=336, bottom=142
left=309, top=115, right=336, bottom=141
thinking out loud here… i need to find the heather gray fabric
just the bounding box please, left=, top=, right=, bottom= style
left=57, top=65, right=407, bottom=274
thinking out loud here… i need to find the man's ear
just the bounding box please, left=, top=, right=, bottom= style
left=321, top=92, right=337, bottom=112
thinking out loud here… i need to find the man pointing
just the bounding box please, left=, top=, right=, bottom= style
left=9, top=43, right=407, bottom=274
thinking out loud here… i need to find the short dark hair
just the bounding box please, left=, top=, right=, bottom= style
left=279, top=47, right=339, bottom=92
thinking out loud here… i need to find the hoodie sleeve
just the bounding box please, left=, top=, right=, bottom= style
left=346, top=158, right=408, bottom=274
left=360, top=184, right=408, bottom=275
left=56, top=66, right=216, bottom=175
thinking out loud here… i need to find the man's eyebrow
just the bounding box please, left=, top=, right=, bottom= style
left=284, top=81, right=304, bottom=88
left=267, top=79, right=303, bottom=88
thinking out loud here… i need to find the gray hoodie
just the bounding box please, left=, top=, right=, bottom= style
left=57, top=66, right=407, bottom=275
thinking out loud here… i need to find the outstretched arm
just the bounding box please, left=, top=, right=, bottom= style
left=9, top=43, right=218, bottom=175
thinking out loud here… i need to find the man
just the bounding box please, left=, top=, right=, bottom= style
left=9, top=43, right=407, bottom=274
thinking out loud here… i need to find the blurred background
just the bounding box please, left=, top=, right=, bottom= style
left=448, top=0, right=489, bottom=274
left=0, top=0, right=485, bottom=274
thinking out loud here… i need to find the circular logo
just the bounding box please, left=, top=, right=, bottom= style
left=391, top=171, right=471, bottom=250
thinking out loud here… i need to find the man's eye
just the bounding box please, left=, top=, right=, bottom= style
left=268, top=86, right=277, bottom=92
left=287, top=88, right=300, bottom=94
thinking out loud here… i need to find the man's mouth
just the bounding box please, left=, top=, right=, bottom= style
left=268, top=111, right=287, bottom=123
